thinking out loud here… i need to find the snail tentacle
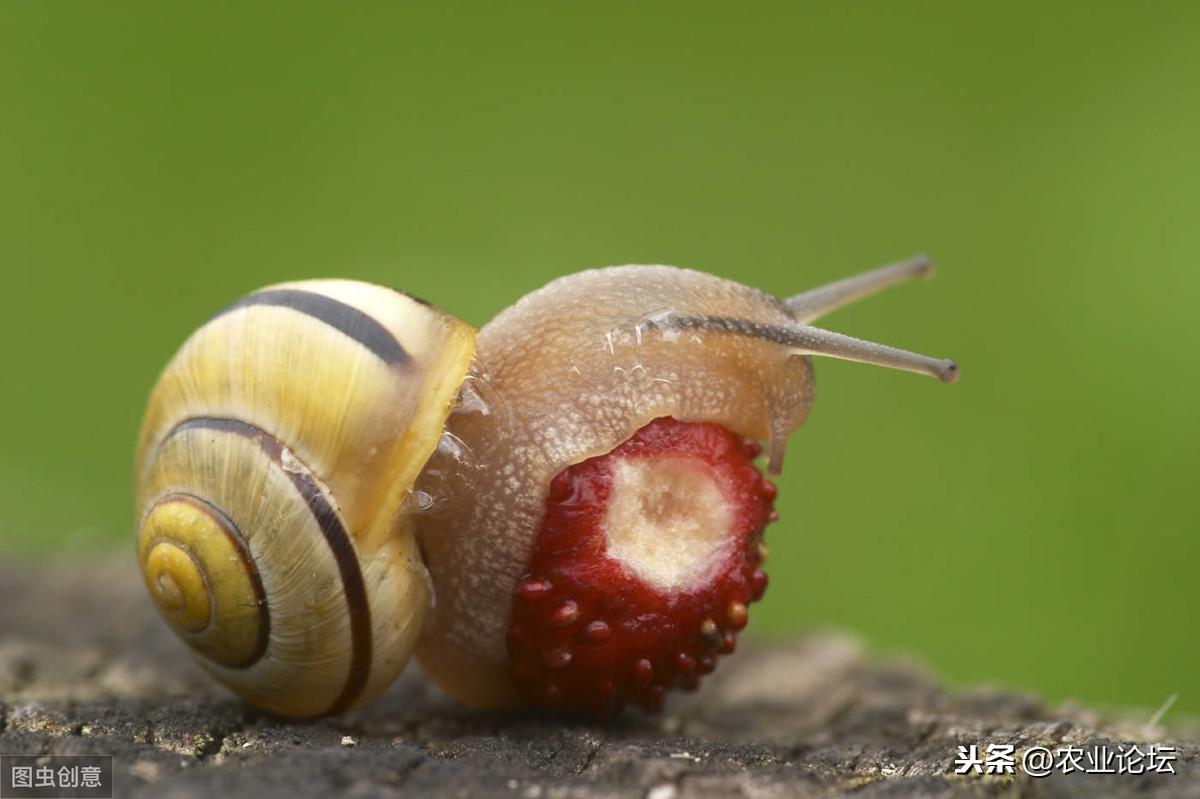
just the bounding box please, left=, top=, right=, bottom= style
left=785, top=254, right=935, bottom=324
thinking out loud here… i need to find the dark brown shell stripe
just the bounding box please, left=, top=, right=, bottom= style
left=211, top=288, right=410, bottom=366
left=390, top=287, right=432, bottom=308
left=143, top=492, right=271, bottom=669
left=160, top=417, right=374, bottom=716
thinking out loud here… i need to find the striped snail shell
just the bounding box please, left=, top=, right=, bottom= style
left=134, top=280, right=474, bottom=717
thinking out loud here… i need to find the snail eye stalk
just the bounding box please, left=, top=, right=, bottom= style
left=782, top=255, right=957, bottom=383
left=785, top=254, right=935, bottom=324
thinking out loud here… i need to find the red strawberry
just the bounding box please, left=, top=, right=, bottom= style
left=505, top=416, right=776, bottom=717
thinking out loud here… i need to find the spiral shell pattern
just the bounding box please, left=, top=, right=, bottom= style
left=135, top=280, right=475, bottom=717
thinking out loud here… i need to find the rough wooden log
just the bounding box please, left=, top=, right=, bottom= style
left=0, top=558, right=1193, bottom=798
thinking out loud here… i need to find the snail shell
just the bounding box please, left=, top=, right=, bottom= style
left=134, top=280, right=474, bottom=717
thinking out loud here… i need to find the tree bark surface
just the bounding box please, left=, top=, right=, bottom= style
left=0, top=559, right=1193, bottom=798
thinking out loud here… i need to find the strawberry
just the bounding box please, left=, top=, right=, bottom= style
left=506, top=416, right=776, bottom=716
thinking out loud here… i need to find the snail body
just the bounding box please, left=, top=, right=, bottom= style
left=135, top=259, right=957, bottom=717
left=415, top=265, right=816, bottom=709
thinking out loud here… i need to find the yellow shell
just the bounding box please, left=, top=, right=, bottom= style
left=134, top=280, right=475, bottom=717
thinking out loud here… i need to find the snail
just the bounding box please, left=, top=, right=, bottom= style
left=134, top=256, right=958, bottom=718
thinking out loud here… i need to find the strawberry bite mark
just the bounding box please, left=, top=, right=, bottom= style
left=506, top=416, right=776, bottom=716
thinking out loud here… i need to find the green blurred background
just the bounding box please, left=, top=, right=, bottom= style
left=2, top=2, right=1197, bottom=716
